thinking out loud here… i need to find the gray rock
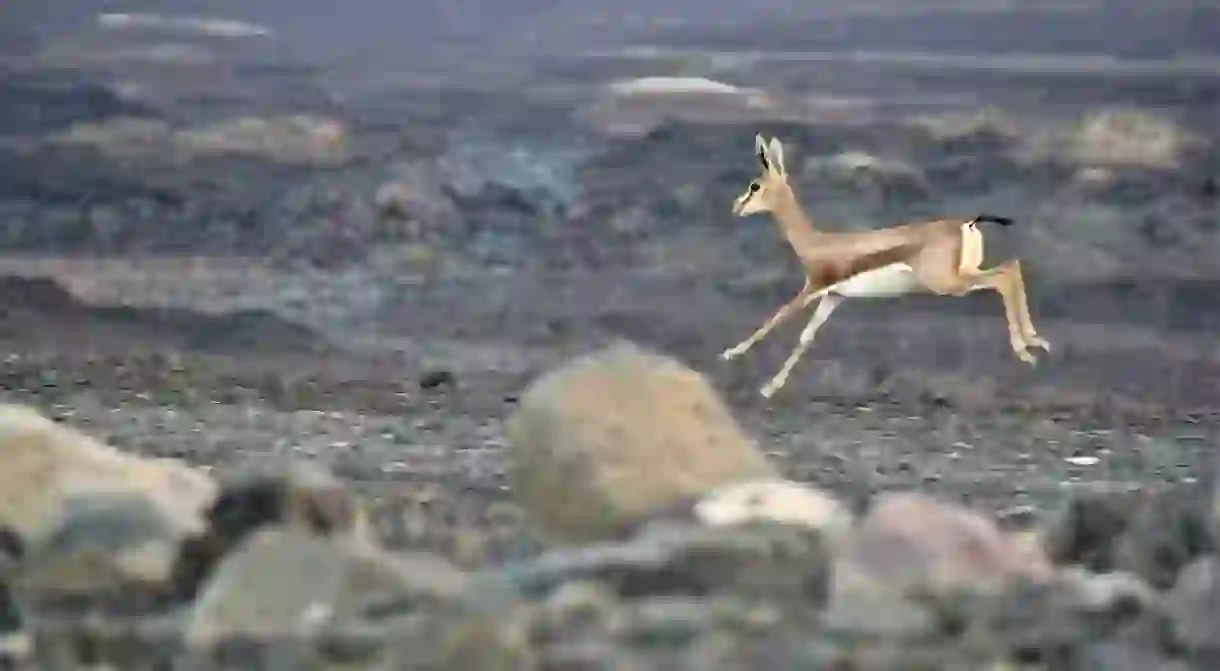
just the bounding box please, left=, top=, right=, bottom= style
left=172, top=455, right=369, bottom=600
left=1043, top=488, right=1214, bottom=589
left=27, top=613, right=181, bottom=670
left=531, top=580, right=619, bottom=644
left=0, top=631, right=31, bottom=668
left=613, top=596, right=716, bottom=648
left=1060, top=568, right=1159, bottom=616
left=1113, top=488, right=1215, bottom=590
left=538, top=638, right=638, bottom=671
left=1042, top=491, right=1138, bottom=571
left=472, top=521, right=831, bottom=609
left=821, top=585, right=939, bottom=642
left=10, top=492, right=188, bottom=614
left=680, top=630, right=844, bottom=671
left=184, top=527, right=469, bottom=650
left=410, top=612, right=538, bottom=671
left=1076, top=642, right=1196, bottom=671
left=1165, top=557, right=1220, bottom=659
left=945, top=573, right=1170, bottom=667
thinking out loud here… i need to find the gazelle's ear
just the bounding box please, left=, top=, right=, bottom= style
left=755, top=133, right=770, bottom=172
left=767, top=137, right=786, bottom=176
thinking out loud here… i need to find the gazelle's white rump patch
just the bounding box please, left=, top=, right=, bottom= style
left=959, top=221, right=984, bottom=274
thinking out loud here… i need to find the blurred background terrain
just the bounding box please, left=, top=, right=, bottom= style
left=1, top=0, right=1218, bottom=539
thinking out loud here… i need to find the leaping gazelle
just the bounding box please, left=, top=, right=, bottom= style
left=721, top=134, right=1050, bottom=398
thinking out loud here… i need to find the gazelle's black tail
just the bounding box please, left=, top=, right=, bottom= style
left=973, top=214, right=1015, bottom=226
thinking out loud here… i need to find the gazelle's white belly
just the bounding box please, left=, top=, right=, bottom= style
left=824, top=263, right=922, bottom=298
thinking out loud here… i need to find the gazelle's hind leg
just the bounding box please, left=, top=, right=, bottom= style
left=918, top=256, right=1039, bottom=365
left=760, top=293, right=843, bottom=398
left=1005, top=260, right=1050, bottom=353
left=966, top=263, right=1054, bottom=366
left=966, top=265, right=1034, bottom=366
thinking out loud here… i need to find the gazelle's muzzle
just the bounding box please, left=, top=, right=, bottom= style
left=732, top=194, right=750, bottom=216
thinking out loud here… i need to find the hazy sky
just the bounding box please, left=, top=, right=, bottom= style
left=2, top=0, right=1211, bottom=70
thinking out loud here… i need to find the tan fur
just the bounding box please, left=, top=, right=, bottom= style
left=723, top=134, right=1050, bottom=398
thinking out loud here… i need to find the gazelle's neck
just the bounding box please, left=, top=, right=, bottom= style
left=770, top=186, right=820, bottom=255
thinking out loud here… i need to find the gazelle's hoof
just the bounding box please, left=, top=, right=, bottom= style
left=720, top=345, right=747, bottom=361
left=759, top=379, right=784, bottom=398
left=1026, top=334, right=1051, bottom=353
left=1016, top=348, right=1037, bottom=366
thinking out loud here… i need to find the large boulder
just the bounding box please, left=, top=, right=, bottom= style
left=0, top=403, right=216, bottom=623
left=0, top=403, right=216, bottom=545
left=506, top=341, right=777, bottom=543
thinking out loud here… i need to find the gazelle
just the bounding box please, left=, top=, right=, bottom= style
left=722, top=134, right=1050, bottom=398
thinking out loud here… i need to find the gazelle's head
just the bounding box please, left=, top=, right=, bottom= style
left=733, top=134, right=791, bottom=217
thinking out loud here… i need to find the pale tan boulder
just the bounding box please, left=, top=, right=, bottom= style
left=0, top=403, right=217, bottom=602
left=506, top=341, right=778, bottom=543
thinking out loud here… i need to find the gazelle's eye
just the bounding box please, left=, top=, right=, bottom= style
left=749, top=182, right=760, bottom=193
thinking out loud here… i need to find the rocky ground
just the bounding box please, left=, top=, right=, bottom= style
left=0, top=15, right=1219, bottom=668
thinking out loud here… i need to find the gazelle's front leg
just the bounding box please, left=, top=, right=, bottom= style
left=721, top=279, right=815, bottom=361
left=760, top=293, right=843, bottom=398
